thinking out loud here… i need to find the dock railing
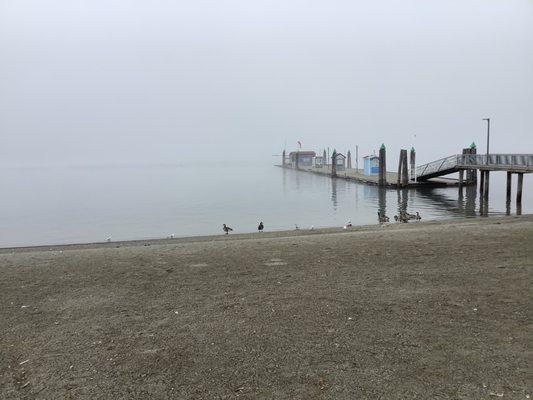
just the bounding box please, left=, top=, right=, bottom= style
left=416, top=153, right=533, bottom=180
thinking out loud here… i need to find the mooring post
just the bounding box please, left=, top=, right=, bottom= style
left=401, top=149, right=408, bottom=187
left=331, top=149, right=337, bottom=177
left=397, top=150, right=403, bottom=186
left=347, top=150, right=352, bottom=169
left=459, top=170, right=464, bottom=186
left=295, top=150, right=299, bottom=169
left=517, top=172, right=523, bottom=206
left=506, top=171, right=512, bottom=203
left=410, top=147, right=416, bottom=182
left=282, top=149, right=286, bottom=167
left=483, top=170, right=490, bottom=209
left=356, top=145, right=359, bottom=172
left=479, top=170, right=485, bottom=210
left=378, top=144, right=387, bottom=187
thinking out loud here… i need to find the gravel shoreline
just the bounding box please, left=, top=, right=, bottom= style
left=1, top=216, right=532, bottom=399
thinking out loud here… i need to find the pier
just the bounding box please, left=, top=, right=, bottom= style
left=279, top=146, right=533, bottom=212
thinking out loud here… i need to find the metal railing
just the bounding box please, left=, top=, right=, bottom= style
left=415, top=153, right=533, bottom=180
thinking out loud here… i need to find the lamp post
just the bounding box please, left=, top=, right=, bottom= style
left=482, top=118, right=490, bottom=165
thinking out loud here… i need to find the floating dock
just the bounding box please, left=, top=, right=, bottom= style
left=277, top=164, right=460, bottom=188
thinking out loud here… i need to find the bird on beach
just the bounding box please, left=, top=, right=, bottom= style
left=295, top=224, right=300, bottom=230
left=344, top=221, right=353, bottom=229
left=106, top=237, right=111, bottom=243
left=258, top=222, right=264, bottom=232
left=222, top=224, right=233, bottom=234
left=415, top=212, right=422, bottom=220
left=377, top=211, right=390, bottom=223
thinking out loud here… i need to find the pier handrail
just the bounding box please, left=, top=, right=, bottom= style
left=415, top=153, right=533, bottom=180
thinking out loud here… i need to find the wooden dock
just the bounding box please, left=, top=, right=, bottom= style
left=277, top=164, right=461, bottom=188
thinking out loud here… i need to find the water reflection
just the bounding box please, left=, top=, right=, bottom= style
left=280, top=167, right=524, bottom=225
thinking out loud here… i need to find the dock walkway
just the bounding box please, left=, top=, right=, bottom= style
left=278, top=165, right=459, bottom=188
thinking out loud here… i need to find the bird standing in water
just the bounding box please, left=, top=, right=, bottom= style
left=258, top=222, right=264, bottom=232
left=222, top=224, right=233, bottom=234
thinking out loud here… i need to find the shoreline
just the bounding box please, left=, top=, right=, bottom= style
left=1, top=214, right=531, bottom=253
left=1, top=214, right=531, bottom=398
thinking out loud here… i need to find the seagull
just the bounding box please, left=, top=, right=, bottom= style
left=344, top=220, right=353, bottom=229
left=258, top=222, right=264, bottom=232
left=106, top=237, right=111, bottom=243
left=310, top=225, right=314, bottom=230
left=415, top=212, right=422, bottom=220
left=222, top=224, right=233, bottom=234
left=169, top=234, right=175, bottom=239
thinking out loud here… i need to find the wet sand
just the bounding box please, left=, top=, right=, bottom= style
left=1, top=216, right=532, bottom=399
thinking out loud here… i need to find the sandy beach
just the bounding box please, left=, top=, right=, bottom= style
left=1, top=216, right=532, bottom=399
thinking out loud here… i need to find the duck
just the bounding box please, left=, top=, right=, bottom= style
left=258, top=222, right=264, bottom=232
left=222, top=224, right=233, bottom=234
left=377, top=211, right=390, bottom=223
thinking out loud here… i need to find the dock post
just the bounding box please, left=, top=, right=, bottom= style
left=347, top=150, right=352, bottom=169
left=397, top=150, right=403, bottom=186
left=410, top=147, right=416, bottom=181
left=356, top=145, right=359, bottom=172
left=459, top=170, right=464, bottom=186
left=378, top=144, right=387, bottom=187
left=479, top=170, right=485, bottom=212
left=482, top=171, right=490, bottom=215
left=517, top=172, right=523, bottom=210
left=282, top=149, right=286, bottom=167
left=506, top=172, right=513, bottom=204
left=401, top=149, right=408, bottom=187
left=331, top=149, right=337, bottom=177
left=295, top=150, right=299, bottom=169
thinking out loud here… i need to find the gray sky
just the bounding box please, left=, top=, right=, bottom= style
left=1, top=0, right=532, bottom=167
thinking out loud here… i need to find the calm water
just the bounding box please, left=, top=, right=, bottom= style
left=1, top=163, right=531, bottom=248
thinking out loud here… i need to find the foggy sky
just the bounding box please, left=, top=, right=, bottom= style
left=1, top=0, right=532, bottom=168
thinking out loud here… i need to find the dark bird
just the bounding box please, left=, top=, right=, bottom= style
left=377, top=211, right=390, bottom=223
left=258, top=222, right=264, bottom=232
left=415, top=212, right=422, bottom=220
left=222, top=224, right=233, bottom=234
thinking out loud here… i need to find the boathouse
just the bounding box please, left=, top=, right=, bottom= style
left=334, top=153, right=347, bottom=171
left=289, top=151, right=316, bottom=167
left=364, top=155, right=380, bottom=176
left=314, top=156, right=324, bottom=168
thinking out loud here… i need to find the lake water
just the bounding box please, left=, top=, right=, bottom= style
left=1, top=163, right=531, bottom=248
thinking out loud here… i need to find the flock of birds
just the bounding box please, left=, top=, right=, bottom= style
left=220, top=211, right=422, bottom=236
left=378, top=210, right=422, bottom=223
left=105, top=212, right=423, bottom=242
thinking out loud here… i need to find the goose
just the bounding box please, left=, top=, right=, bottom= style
left=222, top=224, right=233, bottom=234
left=258, top=222, right=264, bottom=232
left=377, top=211, right=390, bottom=223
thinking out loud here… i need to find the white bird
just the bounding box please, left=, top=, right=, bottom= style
left=310, top=225, right=314, bottom=230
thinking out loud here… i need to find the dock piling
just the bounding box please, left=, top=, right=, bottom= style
left=517, top=172, right=523, bottom=207
left=331, top=149, right=337, bottom=177
left=410, top=147, right=416, bottom=181
left=401, top=149, right=408, bottom=187
left=378, top=144, right=387, bottom=187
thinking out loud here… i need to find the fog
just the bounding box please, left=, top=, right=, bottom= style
left=1, top=0, right=532, bottom=168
